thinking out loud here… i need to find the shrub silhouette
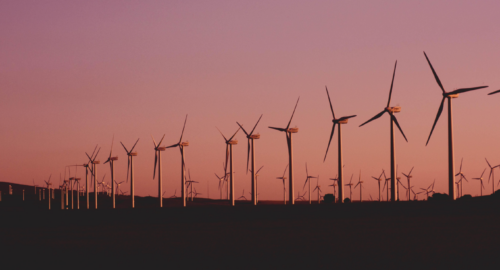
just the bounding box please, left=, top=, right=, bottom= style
left=323, top=194, right=335, bottom=204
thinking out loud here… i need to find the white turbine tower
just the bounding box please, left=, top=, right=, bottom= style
left=121, top=138, right=139, bottom=208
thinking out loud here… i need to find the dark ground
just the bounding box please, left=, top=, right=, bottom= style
left=1, top=182, right=500, bottom=269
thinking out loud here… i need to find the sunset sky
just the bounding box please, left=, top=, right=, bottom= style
left=2, top=1, right=500, bottom=200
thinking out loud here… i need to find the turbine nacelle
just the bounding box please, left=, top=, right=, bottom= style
left=228, top=140, right=238, bottom=145
left=386, top=106, right=401, bottom=113
left=288, top=127, right=299, bottom=133
left=249, top=134, right=260, bottom=139
left=180, top=142, right=189, bottom=147
left=110, top=157, right=118, bottom=161
left=127, top=152, right=138, bottom=156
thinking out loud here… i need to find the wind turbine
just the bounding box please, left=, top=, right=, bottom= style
left=473, top=168, right=486, bottom=196
left=423, top=51, right=488, bottom=200
left=276, top=165, right=288, bottom=205
left=251, top=166, right=264, bottom=203
left=402, top=167, right=415, bottom=201
left=237, top=189, right=247, bottom=200
left=166, top=115, right=189, bottom=207
left=152, top=134, right=166, bottom=207
left=345, top=174, right=354, bottom=201
left=420, top=180, right=436, bottom=200
left=313, top=176, right=322, bottom=203
left=302, top=163, right=316, bottom=204
left=382, top=171, right=391, bottom=202
left=269, top=97, right=300, bottom=205
left=359, top=61, right=408, bottom=202
left=44, top=175, right=52, bottom=210
left=216, top=126, right=240, bottom=206
left=115, top=180, right=124, bottom=196
left=485, top=158, right=499, bottom=195
left=323, top=86, right=357, bottom=204
left=328, top=177, right=338, bottom=202
left=455, top=158, right=468, bottom=198
left=215, top=173, right=225, bottom=200
left=237, top=114, right=263, bottom=206
left=104, top=136, right=118, bottom=209
left=354, top=170, right=363, bottom=202
left=121, top=138, right=139, bottom=208
left=372, top=170, right=385, bottom=202
left=186, top=169, right=198, bottom=202
left=86, top=146, right=101, bottom=209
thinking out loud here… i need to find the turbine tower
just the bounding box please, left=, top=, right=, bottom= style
left=121, top=138, right=139, bottom=208
left=216, top=126, right=240, bottom=206
left=166, top=115, right=189, bottom=207
left=269, top=97, right=300, bottom=205
left=423, top=52, right=488, bottom=200
left=104, top=136, right=118, bottom=209
left=323, top=86, right=356, bottom=204
left=236, top=114, right=263, bottom=206
left=152, top=134, right=166, bottom=207
left=359, top=61, right=408, bottom=202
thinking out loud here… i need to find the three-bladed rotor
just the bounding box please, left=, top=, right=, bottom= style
left=237, top=114, right=263, bottom=173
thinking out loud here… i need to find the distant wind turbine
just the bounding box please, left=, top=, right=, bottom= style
left=303, top=163, right=317, bottom=204
left=86, top=146, right=101, bottom=209
left=323, top=87, right=357, bottom=204
left=402, top=167, right=414, bottom=201
left=354, top=170, right=363, bottom=202
left=237, top=114, right=263, bottom=206
left=104, top=136, right=118, bottom=209
left=216, top=126, right=240, bottom=206
left=276, top=165, right=288, bottom=205
left=152, top=134, right=166, bottom=207
left=372, top=170, right=385, bottom=202
left=166, top=115, right=189, bottom=207
left=121, top=138, right=139, bottom=208
left=359, top=61, right=408, bottom=202
left=423, top=51, right=488, bottom=200
left=473, top=168, right=487, bottom=196
left=269, top=97, right=300, bottom=205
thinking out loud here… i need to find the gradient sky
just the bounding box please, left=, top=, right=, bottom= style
left=2, top=0, right=500, bottom=200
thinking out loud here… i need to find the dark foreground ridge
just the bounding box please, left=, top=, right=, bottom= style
left=2, top=191, right=500, bottom=269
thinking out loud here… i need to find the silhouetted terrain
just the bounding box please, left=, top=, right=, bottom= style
left=1, top=182, right=500, bottom=268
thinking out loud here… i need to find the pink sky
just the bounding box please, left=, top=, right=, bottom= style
left=1, top=1, right=500, bottom=200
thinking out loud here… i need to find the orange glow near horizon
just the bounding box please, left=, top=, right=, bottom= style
left=1, top=1, right=500, bottom=201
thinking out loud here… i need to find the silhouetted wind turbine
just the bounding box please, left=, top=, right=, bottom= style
left=473, top=168, right=486, bottom=196
left=402, top=167, right=414, bottom=201
left=152, top=134, right=166, bottom=207
left=328, top=176, right=338, bottom=202
left=313, top=176, right=322, bottom=203
left=345, top=174, right=354, bottom=200
left=216, top=126, right=240, bottom=206
left=354, top=170, right=363, bottom=202
left=323, top=87, right=356, bottom=204
left=276, top=165, right=288, bottom=204
left=359, top=61, right=408, bottom=202
left=485, top=158, right=499, bottom=195
left=372, top=170, right=385, bottom=202
left=86, top=147, right=101, bottom=209
left=166, top=115, right=189, bottom=207
left=237, top=114, right=263, bottom=206
left=251, top=166, right=264, bottom=203
left=44, top=175, right=52, bottom=209
left=303, top=163, right=316, bottom=204
left=215, top=173, right=224, bottom=200
left=455, top=158, right=468, bottom=198
left=121, top=138, right=139, bottom=208
left=269, top=97, right=300, bottom=205
left=104, top=136, right=118, bottom=209
left=423, top=52, right=488, bottom=200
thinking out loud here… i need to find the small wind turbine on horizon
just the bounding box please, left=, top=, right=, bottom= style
left=121, top=138, right=139, bottom=208
left=313, top=176, right=322, bottom=203
left=104, top=136, right=118, bottom=209
left=345, top=174, right=354, bottom=201
left=485, top=158, right=499, bottom=195
left=402, top=167, right=414, bottom=201
left=372, top=170, right=385, bottom=202
left=473, top=168, right=487, bottom=197
left=86, top=146, right=101, bottom=209
left=359, top=61, right=408, bottom=202
left=354, top=170, right=363, bottom=202
left=455, top=158, right=468, bottom=198
left=276, top=165, right=288, bottom=205
left=269, top=97, right=300, bottom=205
left=237, top=114, right=263, bottom=206
left=249, top=165, right=264, bottom=203
left=166, top=115, right=189, bottom=207
left=323, top=87, right=357, bottom=204
left=44, top=175, right=52, bottom=210
left=303, top=163, right=317, bottom=204
left=423, top=51, right=488, bottom=200
left=217, top=126, right=240, bottom=206
left=152, top=134, right=166, bottom=207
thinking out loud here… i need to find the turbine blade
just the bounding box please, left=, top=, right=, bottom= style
left=286, top=97, right=300, bottom=130
left=481, top=168, right=486, bottom=178
left=246, top=139, right=250, bottom=174
left=460, top=158, right=463, bottom=172
left=409, top=166, right=414, bottom=176
left=228, top=127, right=241, bottom=141
left=283, top=164, right=289, bottom=178
left=359, top=110, right=386, bottom=127
left=325, top=86, right=336, bottom=119
left=153, top=151, right=158, bottom=180
left=338, top=115, right=357, bottom=121
left=486, top=158, right=492, bottom=168
left=423, top=51, right=445, bottom=93
left=179, top=114, right=188, bottom=143
left=126, top=156, right=130, bottom=183
left=165, top=143, right=179, bottom=148
left=387, top=60, right=397, bottom=107
left=109, top=135, right=114, bottom=157
left=216, top=127, right=228, bottom=141
left=120, top=142, right=129, bottom=154
left=449, top=86, right=488, bottom=95
left=151, top=135, right=158, bottom=148
left=236, top=122, right=249, bottom=136
left=158, top=134, right=166, bottom=146
left=488, top=89, right=500, bottom=95
left=391, top=114, right=408, bottom=142
left=323, top=122, right=336, bottom=162
left=268, top=127, right=286, bottom=132
left=249, top=114, right=263, bottom=135
left=256, top=166, right=264, bottom=174
left=130, top=138, right=140, bottom=153
left=426, top=97, right=445, bottom=146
